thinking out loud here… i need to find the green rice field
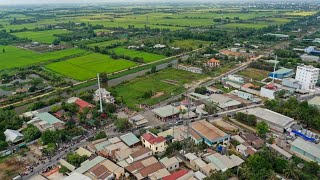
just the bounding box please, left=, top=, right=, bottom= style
left=45, top=53, right=137, bottom=80
left=111, top=47, right=166, bottom=63
left=0, top=46, right=86, bottom=70
left=13, top=29, right=70, bottom=44
left=88, top=39, right=126, bottom=48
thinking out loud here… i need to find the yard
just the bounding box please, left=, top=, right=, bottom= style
left=45, top=53, right=137, bottom=80
left=12, top=29, right=70, bottom=44
left=0, top=46, right=86, bottom=70
left=111, top=47, right=166, bottom=63
left=110, top=68, right=207, bottom=110
left=237, top=68, right=270, bottom=81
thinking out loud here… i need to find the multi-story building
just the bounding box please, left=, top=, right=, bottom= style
left=295, top=65, right=319, bottom=90
left=141, top=133, right=167, bottom=155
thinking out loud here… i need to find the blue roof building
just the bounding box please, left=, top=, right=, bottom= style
left=269, top=68, right=294, bottom=79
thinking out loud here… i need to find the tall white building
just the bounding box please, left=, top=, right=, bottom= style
left=295, top=65, right=319, bottom=90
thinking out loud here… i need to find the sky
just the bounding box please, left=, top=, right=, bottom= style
left=0, top=0, right=313, bottom=5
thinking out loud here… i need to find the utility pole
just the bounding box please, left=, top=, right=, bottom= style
left=272, top=55, right=278, bottom=84
left=97, top=74, right=103, bottom=113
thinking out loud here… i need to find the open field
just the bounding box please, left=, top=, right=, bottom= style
left=45, top=53, right=137, bottom=80
left=13, top=29, right=70, bottom=44
left=88, top=39, right=127, bottom=48
left=237, top=68, right=270, bottom=81
left=171, top=39, right=210, bottom=49
left=111, top=47, right=166, bottom=63
left=284, top=11, right=317, bottom=16
left=0, top=46, right=87, bottom=70
left=111, top=68, right=207, bottom=109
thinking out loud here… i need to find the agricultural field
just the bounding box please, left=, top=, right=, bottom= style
left=45, top=53, right=137, bottom=80
left=237, top=68, right=270, bottom=81
left=12, top=29, right=70, bottom=44
left=88, top=39, right=127, bottom=48
left=0, top=46, right=86, bottom=70
left=111, top=47, right=166, bottom=63
left=171, top=39, right=210, bottom=49
left=110, top=68, right=207, bottom=109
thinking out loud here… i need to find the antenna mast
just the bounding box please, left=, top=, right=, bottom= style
left=97, top=74, right=103, bottom=113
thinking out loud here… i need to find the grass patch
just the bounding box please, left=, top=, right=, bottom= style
left=0, top=46, right=87, bottom=70
left=111, top=47, right=166, bottom=63
left=110, top=68, right=207, bottom=109
left=46, top=53, right=137, bottom=80
left=88, top=39, right=126, bottom=48
left=171, top=39, right=209, bottom=49
left=13, top=29, right=70, bottom=44
left=237, top=68, right=269, bottom=81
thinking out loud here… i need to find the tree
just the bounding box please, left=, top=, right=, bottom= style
left=52, top=39, right=61, bottom=45
left=114, top=118, right=131, bottom=132
left=59, top=165, right=70, bottom=175
left=165, top=141, right=182, bottom=156
left=204, top=101, right=218, bottom=115
left=151, top=66, right=157, bottom=73
left=100, top=72, right=108, bottom=84
left=0, top=141, right=8, bottom=151
left=44, top=142, right=57, bottom=155
left=256, top=121, right=269, bottom=138
left=195, top=86, right=207, bottom=95
left=284, top=162, right=300, bottom=180
left=23, top=124, right=41, bottom=142
left=94, top=131, right=107, bottom=140
left=41, top=130, right=59, bottom=145
left=66, top=153, right=88, bottom=167
left=2, top=49, right=5, bottom=53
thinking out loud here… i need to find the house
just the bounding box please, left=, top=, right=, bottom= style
left=209, top=94, right=242, bottom=110
left=87, top=164, right=114, bottom=180
left=265, top=33, right=289, bottom=39
left=153, top=44, right=166, bottom=48
left=240, top=133, right=264, bottom=149
left=120, top=132, right=140, bottom=147
left=4, top=129, right=24, bottom=143
left=236, top=144, right=257, bottom=157
left=308, top=96, right=320, bottom=109
left=290, top=138, right=320, bottom=164
left=282, top=78, right=301, bottom=89
left=162, top=169, right=194, bottom=180
left=141, top=133, right=167, bottom=155
left=67, top=97, right=95, bottom=112
left=128, top=147, right=152, bottom=163
left=260, top=83, right=278, bottom=99
left=191, top=120, right=230, bottom=146
left=160, top=156, right=180, bottom=172
left=269, top=68, right=294, bottom=79
left=74, top=156, right=106, bottom=174
left=173, top=64, right=203, bottom=74
left=226, top=74, right=245, bottom=84
left=205, top=153, right=244, bottom=172
left=240, top=107, right=295, bottom=132
left=28, top=112, right=65, bottom=132
left=300, top=54, right=320, bottom=62
left=129, top=114, right=148, bottom=128
left=93, top=88, right=115, bottom=104
left=125, top=156, right=170, bottom=180
left=63, top=172, right=91, bottom=180
left=207, top=58, right=220, bottom=68
left=152, top=105, right=180, bottom=121
left=194, top=171, right=207, bottom=180
left=295, top=64, right=319, bottom=91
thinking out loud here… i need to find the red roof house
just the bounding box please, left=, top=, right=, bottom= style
left=163, top=169, right=190, bottom=180
left=75, top=98, right=95, bottom=111
left=141, top=133, right=166, bottom=144
left=207, top=58, right=220, bottom=68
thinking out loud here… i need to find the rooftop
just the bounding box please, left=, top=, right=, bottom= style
left=271, top=68, right=293, bottom=74
left=208, top=58, right=220, bottom=63
left=130, top=147, right=152, bottom=159
left=142, top=133, right=166, bottom=144
left=240, top=107, right=294, bottom=128
left=152, top=105, right=180, bottom=118
left=120, top=132, right=140, bottom=147
left=160, top=156, right=179, bottom=168
left=74, top=156, right=105, bottom=174
left=36, top=112, right=64, bottom=125
left=291, top=138, right=320, bottom=159
left=63, top=172, right=91, bottom=180
left=75, top=98, right=95, bottom=108
left=162, top=169, right=189, bottom=180
left=191, top=120, right=228, bottom=142
left=308, top=96, right=320, bottom=106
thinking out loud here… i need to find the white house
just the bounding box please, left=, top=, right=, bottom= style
left=141, top=133, right=167, bottom=155
left=295, top=64, right=319, bottom=91
left=260, top=83, right=278, bottom=99
left=4, top=129, right=24, bottom=143
left=93, top=88, right=115, bottom=104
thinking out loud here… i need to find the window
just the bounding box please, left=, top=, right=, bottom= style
left=156, top=147, right=158, bottom=150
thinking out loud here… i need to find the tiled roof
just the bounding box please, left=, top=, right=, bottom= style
left=208, top=58, right=220, bottom=63
left=142, top=133, right=165, bottom=144
left=162, top=169, right=189, bottom=180
left=130, top=147, right=152, bottom=158
left=75, top=99, right=94, bottom=108
left=139, top=162, right=164, bottom=177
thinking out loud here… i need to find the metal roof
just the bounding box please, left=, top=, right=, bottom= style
left=308, top=96, right=320, bottom=106
left=152, top=105, right=180, bottom=118
left=240, top=107, right=294, bottom=128
left=36, top=112, right=64, bottom=125
left=120, top=132, right=140, bottom=147
left=94, top=140, right=111, bottom=151
left=74, top=156, right=105, bottom=174
left=191, top=120, right=228, bottom=142
left=4, top=129, right=23, bottom=143
left=291, top=138, right=320, bottom=159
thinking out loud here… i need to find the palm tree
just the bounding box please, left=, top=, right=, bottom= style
left=268, top=170, right=278, bottom=180
left=284, top=162, right=299, bottom=180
